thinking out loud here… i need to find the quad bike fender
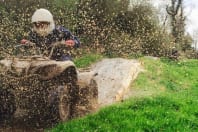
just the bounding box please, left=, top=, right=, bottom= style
left=28, top=60, right=76, bottom=80
left=0, top=58, right=31, bottom=74
left=0, top=57, right=76, bottom=80
left=78, top=71, right=98, bottom=86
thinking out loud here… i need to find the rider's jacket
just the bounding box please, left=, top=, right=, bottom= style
left=28, top=26, right=80, bottom=61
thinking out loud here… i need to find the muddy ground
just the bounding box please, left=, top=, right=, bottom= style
left=0, top=82, right=98, bottom=132
left=0, top=112, right=46, bottom=132
left=0, top=99, right=98, bottom=132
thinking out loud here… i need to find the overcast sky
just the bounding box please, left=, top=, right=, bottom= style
left=151, top=0, right=198, bottom=37
left=184, top=0, right=198, bottom=37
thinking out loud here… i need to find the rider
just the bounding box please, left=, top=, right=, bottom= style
left=21, top=8, right=80, bottom=61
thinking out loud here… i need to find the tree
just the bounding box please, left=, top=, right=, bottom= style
left=192, top=29, right=198, bottom=51
left=166, top=0, right=185, bottom=49
left=76, top=0, right=129, bottom=48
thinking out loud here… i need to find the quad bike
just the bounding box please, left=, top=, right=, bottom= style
left=0, top=42, right=98, bottom=126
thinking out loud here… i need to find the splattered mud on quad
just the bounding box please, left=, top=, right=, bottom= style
left=0, top=46, right=98, bottom=127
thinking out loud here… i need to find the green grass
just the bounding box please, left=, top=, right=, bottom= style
left=49, top=56, right=198, bottom=132
left=74, top=53, right=103, bottom=68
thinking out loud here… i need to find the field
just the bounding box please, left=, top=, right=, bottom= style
left=50, top=56, right=198, bottom=132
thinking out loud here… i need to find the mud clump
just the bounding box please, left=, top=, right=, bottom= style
left=0, top=66, right=98, bottom=131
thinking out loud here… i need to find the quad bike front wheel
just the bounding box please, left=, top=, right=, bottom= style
left=57, top=86, right=71, bottom=121
left=48, top=66, right=78, bottom=123
left=56, top=66, right=78, bottom=122
left=0, top=89, right=16, bottom=121
left=32, top=85, right=72, bottom=128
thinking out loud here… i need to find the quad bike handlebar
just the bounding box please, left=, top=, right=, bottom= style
left=14, top=40, right=71, bottom=59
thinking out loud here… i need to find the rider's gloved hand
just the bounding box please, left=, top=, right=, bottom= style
left=20, top=39, right=29, bottom=44
left=65, top=40, right=75, bottom=47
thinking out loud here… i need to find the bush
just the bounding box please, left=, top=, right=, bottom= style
left=75, top=0, right=128, bottom=48
left=0, top=0, right=179, bottom=58
left=110, top=3, right=175, bottom=57
left=103, top=31, right=142, bottom=57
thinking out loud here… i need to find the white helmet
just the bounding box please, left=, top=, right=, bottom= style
left=31, top=8, right=55, bottom=36
left=32, top=8, right=54, bottom=23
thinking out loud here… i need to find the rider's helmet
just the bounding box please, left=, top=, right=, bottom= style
left=31, top=8, right=55, bottom=36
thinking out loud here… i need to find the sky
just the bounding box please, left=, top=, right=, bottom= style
left=184, top=0, right=198, bottom=36
left=151, top=0, right=198, bottom=37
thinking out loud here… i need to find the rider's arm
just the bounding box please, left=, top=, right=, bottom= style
left=20, top=31, right=37, bottom=45
left=57, top=26, right=80, bottom=48
left=28, top=31, right=38, bottom=44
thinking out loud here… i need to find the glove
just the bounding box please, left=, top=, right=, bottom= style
left=20, top=39, right=29, bottom=44
left=65, top=40, right=75, bottom=47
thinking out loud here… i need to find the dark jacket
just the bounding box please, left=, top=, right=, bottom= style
left=28, top=26, right=80, bottom=61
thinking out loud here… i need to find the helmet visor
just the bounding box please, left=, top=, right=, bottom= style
left=33, top=21, right=50, bottom=28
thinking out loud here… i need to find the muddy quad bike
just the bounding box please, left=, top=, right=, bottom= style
left=0, top=42, right=98, bottom=126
